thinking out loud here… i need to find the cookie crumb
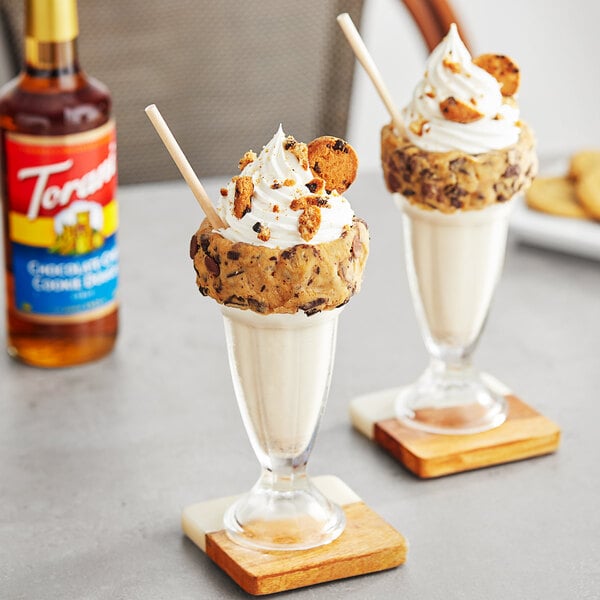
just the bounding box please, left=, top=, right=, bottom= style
left=238, top=150, right=257, bottom=171
left=252, top=221, right=271, bottom=241
left=284, top=136, right=309, bottom=169
left=442, top=57, right=461, bottom=73
left=305, top=177, right=325, bottom=194
left=409, top=118, right=429, bottom=136
left=233, top=176, right=254, bottom=219
left=298, top=206, right=321, bottom=241
left=439, top=97, right=484, bottom=123
left=291, top=196, right=330, bottom=211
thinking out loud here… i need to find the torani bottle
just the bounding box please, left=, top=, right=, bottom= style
left=0, top=0, right=119, bottom=367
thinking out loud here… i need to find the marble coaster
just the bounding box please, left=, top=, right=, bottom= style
left=182, top=475, right=408, bottom=595
left=350, top=379, right=560, bottom=478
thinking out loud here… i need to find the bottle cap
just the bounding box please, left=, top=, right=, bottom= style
left=26, top=0, right=79, bottom=43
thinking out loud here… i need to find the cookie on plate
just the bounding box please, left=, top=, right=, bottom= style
left=575, top=169, right=600, bottom=220
left=525, top=176, right=590, bottom=219
left=568, top=150, right=600, bottom=180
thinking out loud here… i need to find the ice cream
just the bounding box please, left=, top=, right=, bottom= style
left=381, top=24, right=536, bottom=351
left=217, top=125, right=355, bottom=248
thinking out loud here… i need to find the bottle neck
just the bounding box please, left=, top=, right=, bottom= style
left=25, top=39, right=80, bottom=77
left=24, top=0, right=80, bottom=77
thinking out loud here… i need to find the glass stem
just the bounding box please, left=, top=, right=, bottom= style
left=259, top=461, right=310, bottom=494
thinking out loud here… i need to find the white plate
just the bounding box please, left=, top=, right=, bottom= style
left=509, top=156, right=600, bottom=260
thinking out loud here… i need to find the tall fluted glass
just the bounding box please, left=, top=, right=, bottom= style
left=395, top=194, right=513, bottom=434
left=221, top=305, right=345, bottom=551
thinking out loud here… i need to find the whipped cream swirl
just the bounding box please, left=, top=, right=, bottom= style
left=217, top=125, right=354, bottom=248
left=403, top=24, right=520, bottom=154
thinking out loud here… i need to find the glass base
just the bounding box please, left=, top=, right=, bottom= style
left=223, top=472, right=346, bottom=552
left=395, top=363, right=508, bottom=435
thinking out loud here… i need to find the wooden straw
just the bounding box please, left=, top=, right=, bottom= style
left=144, top=104, right=227, bottom=229
left=336, top=13, right=405, bottom=133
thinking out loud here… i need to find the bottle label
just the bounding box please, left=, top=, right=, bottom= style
left=5, top=121, right=118, bottom=321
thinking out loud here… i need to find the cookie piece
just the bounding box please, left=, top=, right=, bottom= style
left=439, top=97, right=484, bottom=124
left=473, top=54, right=520, bottom=96
left=575, top=170, right=600, bottom=219
left=233, top=176, right=254, bottom=219
left=191, top=217, right=369, bottom=315
left=307, top=136, right=358, bottom=194
left=568, top=150, right=600, bottom=180
left=526, top=176, right=590, bottom=219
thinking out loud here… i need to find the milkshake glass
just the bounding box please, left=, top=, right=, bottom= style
left=381, top=24, right=537, bottom=434
left=395, top=195, right=512, bottom=434
left=221, top=306, right=345, bottom=550
left=190, top=126, right=368, bottom=550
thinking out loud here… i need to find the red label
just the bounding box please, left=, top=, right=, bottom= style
left=4, top=121, right=119, bottom=319
left=6, top=121, right=117, bottom=220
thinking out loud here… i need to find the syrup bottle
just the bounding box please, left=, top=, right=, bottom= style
left=0, top=0, right=119, bottom=367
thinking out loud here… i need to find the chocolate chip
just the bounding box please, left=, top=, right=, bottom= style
left=189, top=234, right=199, bottom=259
left=224, top=295, right=246, bottom=307
left=306, top=181, right=318, bottom=193
left=252, top=222, right=263, bottom=233
left=198, top=286, right=209, bottom=296
left=200, top=234, right=210, bottom=253
left=247, top=298, right=267, bottom=313
left=332, top=139, right=348, bottom=153
left=312, top=161, right=321, bottom=174
left=449, top=157, right=467, bottom=172
left=450, top=197, right=464, bottom=208
left=205, top=256, right=220, bottom=276
left=227, top=250, right=240, bottom=260
left=300, top=298, right=326, bottom=312
left=503, top=164, right=520, bottom=178
left=260, top=285, right=266, bottom=292
left=226, top=270, right=244, bottom=278
left=281, top=248, right=296, bottom=260
left=304, top=308, right=322, bottom=317
left=497, top=194, right=508, bottom=203
left=402, top=189, right=415, bottom=196
left=422, top=182, right=437, bottom=198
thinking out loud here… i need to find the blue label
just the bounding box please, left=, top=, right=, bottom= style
left=12, top=234, right=119, bottom=316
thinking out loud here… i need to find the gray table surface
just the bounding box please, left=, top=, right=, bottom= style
left=2, top=172, right=599, bottom=600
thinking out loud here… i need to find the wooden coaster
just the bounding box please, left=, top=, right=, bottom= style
left=350, top=381, right=560, bottom=479
left=182, top=475, right=407, bottom=595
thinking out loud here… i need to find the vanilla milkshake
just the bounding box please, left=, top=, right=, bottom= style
left=381, top=24, right=536, bottom=434
left=398, top=196, right=511, bottom=355
left=190, top=126, right=368, bottom=549
left=222, top=306, right=341, bottom=465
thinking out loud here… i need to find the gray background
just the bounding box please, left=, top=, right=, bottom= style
left=2, top=173, right=599, bottom=599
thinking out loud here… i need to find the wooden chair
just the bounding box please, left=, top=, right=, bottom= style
left=0, top=0, right=466, bottom=183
